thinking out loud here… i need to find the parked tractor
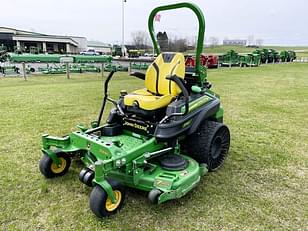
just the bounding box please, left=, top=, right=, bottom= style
left=219, top=50, right=240, bottom=67
left=279, top=50, right=297, bottom=62
left=253, top=49, right=267, bottom=64
left=239, top=53, right=261, bottom=67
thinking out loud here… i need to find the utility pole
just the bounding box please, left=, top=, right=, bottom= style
left=121, top=0, right=126, bottom=57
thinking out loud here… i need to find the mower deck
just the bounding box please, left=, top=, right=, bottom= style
left=42, top=128, right=207, bottom=204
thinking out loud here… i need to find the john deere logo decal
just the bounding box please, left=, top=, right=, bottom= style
left=124, top=121, right=147, bottom=131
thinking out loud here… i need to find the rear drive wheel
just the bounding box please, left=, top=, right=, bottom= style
left=181, top=120, right=230, bottom=171
left=90, top=180, right=125, bottom=218
left=39, top=151, right=71, bottom=178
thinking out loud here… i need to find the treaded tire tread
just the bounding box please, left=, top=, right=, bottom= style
left=181, top=120, right=230, bottom=171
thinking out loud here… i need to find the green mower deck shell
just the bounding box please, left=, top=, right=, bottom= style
left=42, top=129, right=207, bottom=204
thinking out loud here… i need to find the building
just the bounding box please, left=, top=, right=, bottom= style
left=87, top=41, right=112, bottom=55
left=0, top=26, right=87, bottom=54
left=223, top=39, right=247, bottom=46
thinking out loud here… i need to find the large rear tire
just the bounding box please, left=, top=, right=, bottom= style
left=181, top=120, right=230, bottom=171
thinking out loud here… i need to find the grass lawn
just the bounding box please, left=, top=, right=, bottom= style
left=296, top=52, right=308, bottom=58
left=0, top=63, right=307, bottom=230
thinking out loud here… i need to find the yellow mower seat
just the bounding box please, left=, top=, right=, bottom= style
left=124, top=52, right=185, bottom=111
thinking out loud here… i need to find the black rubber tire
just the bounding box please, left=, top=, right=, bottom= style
left=148, top=189, right=162, bottom=204
left=79, top=168, right=90, bottom=183
left=90, top=180, right=125, bottom=218
left=181, top=120, right=230, bottom=171
left=39, top=151, right=71, bottom=178
left=83, top=170, right=94, bottom=187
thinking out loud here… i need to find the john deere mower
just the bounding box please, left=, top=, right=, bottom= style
left=39, top=2, right=230, bottom=218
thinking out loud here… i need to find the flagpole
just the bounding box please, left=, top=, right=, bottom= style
left=153, top=14, right=161, bottom=57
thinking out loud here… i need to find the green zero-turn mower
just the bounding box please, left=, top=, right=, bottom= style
left=39, top=2, right=231, bottom=218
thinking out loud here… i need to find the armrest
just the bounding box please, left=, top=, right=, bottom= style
left=130, top=72, right=145, bottom=80
left=166, top=75, right=189, bottom=115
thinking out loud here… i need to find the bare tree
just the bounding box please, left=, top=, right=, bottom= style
left=131, top=31, right=150, bottom=49
left=209, top=36, right=219, bottom=47
left=169, top=38, right=188, bottom=52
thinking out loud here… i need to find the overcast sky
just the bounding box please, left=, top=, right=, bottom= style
left=1, top=0, right=308, bottom=46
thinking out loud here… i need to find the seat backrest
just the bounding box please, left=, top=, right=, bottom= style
left=145, top=52, right=185, bottom=96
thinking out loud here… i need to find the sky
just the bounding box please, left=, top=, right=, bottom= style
left=1, top=0, right=308, bottom=46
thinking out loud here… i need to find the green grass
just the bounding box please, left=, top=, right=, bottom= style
left=0, top=64, right=308, bottom=230
left=296, top=52, right=308, bottom=58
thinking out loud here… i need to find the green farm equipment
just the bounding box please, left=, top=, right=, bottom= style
left=219, top=50, right=240, bottom=67
left=80, top=64, right=101, bottom=73
left=41, top=65, right=66, bottom=74
left=280, top=50, right=289, bottom=62
left=253, top=49, right=267, bottom=64
left=280, top=50, right=296, bottom=62
left=0, top=65, right=20, bottom=75
left=9, top=53, right=112, bottom=64
left=39, top=2, right=230, bottom=218
left=39, top=64, right=101, bottom=74
left=104, top=63, right=128, bottom=72
left=239, top=53, right=261, bottom=67
left=268, top=49, right=280, bottom=63
left=128, top=49, right=140, bottom=58
left=74, top=55, right=112, bottom=63
left=131, top=62, right=149, bottom=70
left=288, top=51, right=296, bottom=62
left=9, top=54, right=62, bottom=63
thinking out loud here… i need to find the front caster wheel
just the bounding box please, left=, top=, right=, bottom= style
left=89, top=180, right=125, bottom=218
left=148, top=188, right=162, bottom=204
left=39, top=151, right=71, bottom=178
left=79, top=168, right=94, bottom=187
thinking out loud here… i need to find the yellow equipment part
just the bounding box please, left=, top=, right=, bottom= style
left=124, top=52, right=185, bottom=111
left=105, top=190, right=122, bottom=212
